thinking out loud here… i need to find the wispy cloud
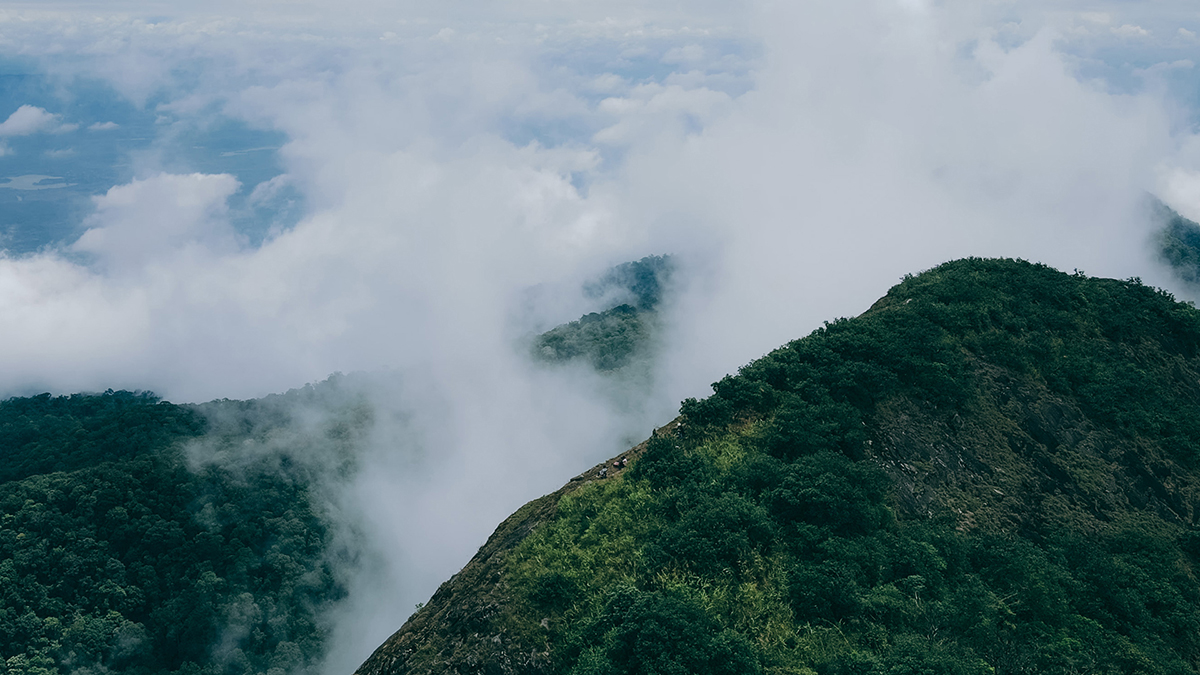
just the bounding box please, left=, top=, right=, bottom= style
left=1112, top=23, right=1151, bottom=39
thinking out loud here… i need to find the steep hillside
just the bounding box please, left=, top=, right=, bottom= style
left=356, top=258, right=1200, bottom=675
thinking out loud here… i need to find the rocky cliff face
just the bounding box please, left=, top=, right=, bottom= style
left=354, top=259, right=1200, bottom=675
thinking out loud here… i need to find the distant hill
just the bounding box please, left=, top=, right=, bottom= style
left=1151, top=195, right=1200, bottom=288
left=357, top=258, right=1200, bottom=675
left=532, top=255, right=674, bottom=372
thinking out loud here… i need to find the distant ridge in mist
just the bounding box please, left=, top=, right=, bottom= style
left=532, top=255, right=674, bottom=372
left=1152, top=195, right=1200, bottom=288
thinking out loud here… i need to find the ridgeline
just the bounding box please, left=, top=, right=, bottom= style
left=357, top=258, right=1200, bottom=675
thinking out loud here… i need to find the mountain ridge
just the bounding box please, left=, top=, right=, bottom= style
left=351, top=257, right=1200, bottom=675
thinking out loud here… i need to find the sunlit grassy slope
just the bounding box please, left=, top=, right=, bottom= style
left=361, top=257, right=1200, bottom=675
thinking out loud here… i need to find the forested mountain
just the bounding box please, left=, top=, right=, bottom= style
left=357, top=258, right=1200, bottom=675
left=0, top=390, right=346, bottom=675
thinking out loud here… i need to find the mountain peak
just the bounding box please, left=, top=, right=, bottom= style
left=353, top=258, right=1200, bottom=675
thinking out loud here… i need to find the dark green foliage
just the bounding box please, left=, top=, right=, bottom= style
left=0, top=390, right=205, bottom=483
left=822, top=635, right=992, bottom=675
left=534, top=255, right=674, bottom=371
left=765, top=452, right=890, bottom=537
left=643, top=492, right=775, bottom=578
left=685, top=257, right=1200, bottom=465
left=762, top=393, right=865, bottom=461
left=505, top=258, right=1200, bottom=675
left=0, top=393, right=343, bottom=675
left=535, top=305, right=651, bottom=371
left=626, top=435, right=712, bottom=494
left=565, top=587, right=760, bottom=675
left=530, top=573, right=580, bottom=614
left=582, top=255, right=674, bottom=312
left=677, top=395, right=732, bottom=429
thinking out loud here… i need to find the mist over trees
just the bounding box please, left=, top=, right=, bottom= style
left=14, top=257, right=1200, bottom=675
left=0, top=256, right=683, bottom=675
left=0, top=391, right=345, bottom=675
left=1154, top=196, right=1200, bottom=289
left=533, top=255, right=674, bottom=372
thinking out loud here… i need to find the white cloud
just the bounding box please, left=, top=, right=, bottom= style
left=73, top=173, right=242, bottom=274
left=896, top=0, right=928, bottom=12
left=1181, top=27, right=1197, bottom=40
left=593, top=83, right=733, bottom=145
left=88, top=121, right=120, bottom=130
left=586, top=73, right=629, bottom=94
left=1157, top=166, right=1200, bottom=223
left=1135, top=59, right=1194, bottom=78
left=0, top=105, right=73, bottom=136
left=1112, top=23, right=1151, bottom=38
left=247, top=173, right=293, bottom=205
left=662, top=44, right=704, bottom=63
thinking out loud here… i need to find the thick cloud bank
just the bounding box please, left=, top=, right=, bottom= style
left=2, top=1, right=1200, bottom=673
left=0, top=1, right=1194, bottom=402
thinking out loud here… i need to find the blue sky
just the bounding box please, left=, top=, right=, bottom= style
left=0, top=71, right=294, bottom=251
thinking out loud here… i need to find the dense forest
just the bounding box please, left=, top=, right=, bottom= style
left=360, top=257, right=1200, bottom=675
left=0, top=390, right=346, bottom=675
